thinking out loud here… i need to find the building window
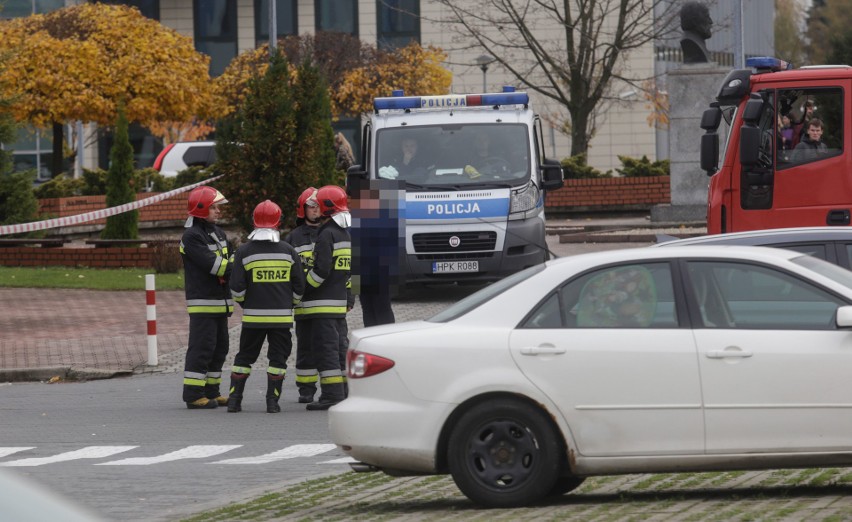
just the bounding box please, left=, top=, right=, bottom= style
left=96, top=0, right=160, bottom=20
left=9, top=127, right=53, bottom=181
left=315, top=0, right=357, bottom=36
left=376, top=0, right=419, bottom=50
left=194, top=0, right=238, bottom=77
left=255, top=0, right=297, bottom=47
left=1, top=0, right=63, bottom=18
left=97, top=123, right=164, bottom=171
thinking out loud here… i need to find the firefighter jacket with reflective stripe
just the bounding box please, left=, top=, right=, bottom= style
left=230, top=239, right=305, bottom=328
left=180, top=219, right=234, bottom=316
left=300, top=220, right=351, bottom=319
left=287, top=223, right=354, bottom=319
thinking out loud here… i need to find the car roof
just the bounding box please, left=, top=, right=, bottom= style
left=654, top=227, right=852, bottom=247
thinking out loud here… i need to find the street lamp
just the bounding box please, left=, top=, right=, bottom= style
left=475, top=54, right=495, bottom=92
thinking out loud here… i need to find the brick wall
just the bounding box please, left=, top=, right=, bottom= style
left=0, top=247, right=152, bottom=268
left=38, top=192, right=188, bottom=224
left=545, top=176, right=670, bottom=212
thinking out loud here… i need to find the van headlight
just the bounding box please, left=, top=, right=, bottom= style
left=509, top=182, right=541, bottom=220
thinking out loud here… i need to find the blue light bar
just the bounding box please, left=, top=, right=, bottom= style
left=374, top=91, right=530, bottom=111
left=746, top=57, right=793, bottom=72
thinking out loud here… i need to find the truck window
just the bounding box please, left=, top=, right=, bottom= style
left=375, top=124, right=531, bottom=188
left=777, top=88, right=843, bottom=169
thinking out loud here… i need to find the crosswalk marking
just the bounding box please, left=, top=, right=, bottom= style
left=214, top=444, right=336, bottom=465
left=97, top=445, right=242, bottom=466
left=320, top=457, right=357, bottom=464
left=0, top=447, right=34, bottom=459
left=0, top=446, right=138, bottom=467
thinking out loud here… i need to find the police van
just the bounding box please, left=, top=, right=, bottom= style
left=347, top=87, right=564, bottom=283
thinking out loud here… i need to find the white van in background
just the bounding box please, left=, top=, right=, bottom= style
left=153, top=141, right=216, bottom=177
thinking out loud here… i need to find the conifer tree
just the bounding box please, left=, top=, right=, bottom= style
left=292, top=60, right=338, bottom=187
left=217, top=51, right=311, bottom=232
left=101, top=106, right=138, bottom=239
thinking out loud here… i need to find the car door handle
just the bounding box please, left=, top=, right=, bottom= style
left=520, top=346, right=566, bottom=356
left=706, top=350, right=753, bottom=359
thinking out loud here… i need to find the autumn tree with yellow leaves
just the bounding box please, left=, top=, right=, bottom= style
left=0, top=3, right=220, bottom=176
left=214, top=35, right=451, bottom=119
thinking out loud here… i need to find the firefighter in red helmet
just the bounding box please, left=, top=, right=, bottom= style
left=285, top=188, right=322, bottom=403
left=227, top=200, right=305, bottom=413
left=180, top=185, right=233, bottom=409
left=300, top=185, right=352, bottom=410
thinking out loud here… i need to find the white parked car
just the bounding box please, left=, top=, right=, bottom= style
left=329, top=246, right=852, bottom=507
left=152, top=141, right=216, bottom=177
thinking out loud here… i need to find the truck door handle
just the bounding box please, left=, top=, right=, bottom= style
left=706, top=350, right=753, bottom=359
left=826, top=209, right=850, bottom=226
left=520, top=346, right=566, bottom=356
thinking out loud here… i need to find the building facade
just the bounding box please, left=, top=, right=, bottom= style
left=2, top=0, right=773, bottom=178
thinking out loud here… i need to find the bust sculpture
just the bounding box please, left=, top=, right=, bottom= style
left=680, top=2, right=712, bottom=63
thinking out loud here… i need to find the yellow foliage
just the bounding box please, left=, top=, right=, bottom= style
left=334, top=44, right=452, bottom=117
left=642, top=80, right=669, bottom=130
left=0, top=3, right=220, bottom=129
left=214, top=42, right=452, bottom=119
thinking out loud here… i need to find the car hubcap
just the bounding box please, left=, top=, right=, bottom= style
left=468, top=420, right=538, bottom=488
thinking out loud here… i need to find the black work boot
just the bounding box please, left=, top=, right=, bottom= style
left=186, top=397, right=217, bottom=409
left=227, top=372, right=249, bottom=413
left=297, top=384, right=316, bottom=404
left=266, top=373, right=284, bottom=413
left=306, top=383, right=345, bottom=411
left=205, top=373, right=228, bottom=407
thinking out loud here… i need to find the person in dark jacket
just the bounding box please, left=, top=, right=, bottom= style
left=351, top=178, right=404, bottom=327
left=302, top=185, right=352, bottom=411
left=180, top=185, right=234, bottom=409
left=791, top=119, right=828, bottom=163
left=227, top=200, right=305, bottom=413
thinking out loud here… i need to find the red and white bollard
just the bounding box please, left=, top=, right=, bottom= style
left=146, top=274, right=158, bottom=366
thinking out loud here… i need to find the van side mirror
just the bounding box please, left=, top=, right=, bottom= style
left=739, top=126, right=761, bottom=166
left=346, top=165, right=368, bottom=192
left=541, top=159, right=564, bottom=191
left=741, top=96, right=764, bottom=125
left=700, top=105, right=722, bottom=131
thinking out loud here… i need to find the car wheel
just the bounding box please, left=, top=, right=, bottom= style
left=548, top=475, right=585, bottom=496
left=447, top=399, right=561, bottom=507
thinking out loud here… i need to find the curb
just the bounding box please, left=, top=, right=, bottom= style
left=0, top=366, right=133, bottom=383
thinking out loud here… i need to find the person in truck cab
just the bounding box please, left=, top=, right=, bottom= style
left=791, top=119, right=828, bottom=163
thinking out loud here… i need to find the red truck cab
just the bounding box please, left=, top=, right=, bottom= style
left=701, top=58, right=852, bottom=234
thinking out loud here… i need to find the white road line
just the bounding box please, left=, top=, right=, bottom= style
left=319, top=457, right=357, bottom=464
left=0, top=447, right=35, bottom=459
left=97, top=445, right=242, bottom=465
left=213, top=444, right=336, bottom=465
left=0, top=446, right=138, bottom=467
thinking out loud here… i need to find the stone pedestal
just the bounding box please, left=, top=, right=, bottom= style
left=652, top=63, right=729, bottom=223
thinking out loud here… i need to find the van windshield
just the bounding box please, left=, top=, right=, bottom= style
left=376, top=124, right=531, bottom=189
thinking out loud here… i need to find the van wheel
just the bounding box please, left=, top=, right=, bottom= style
left=447, top=399, right=561, bottom=507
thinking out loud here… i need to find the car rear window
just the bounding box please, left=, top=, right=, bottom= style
left=428, top=264, right=545, bottom=323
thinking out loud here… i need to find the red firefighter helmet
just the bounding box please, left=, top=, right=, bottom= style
left=253, top=200, right=282, bottom=229
left=296, top=187, right=319, bottom=219
left=317, top=185, right=349, bottom=216
left=187, top=186, right=227, bottom=219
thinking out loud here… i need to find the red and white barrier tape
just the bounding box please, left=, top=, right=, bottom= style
left=146, top=274, right=158, bottom=367
left=0, top=175, right=222, bottom=237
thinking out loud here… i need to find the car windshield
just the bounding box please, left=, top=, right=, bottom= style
left=791, top=254, right=852, bottom=291
left=376, top=123, right=531, bottom=189
left=428, top=264, right=545, bottom=323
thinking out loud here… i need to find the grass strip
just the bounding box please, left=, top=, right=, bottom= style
left=0, top=266, right=185, bottom=290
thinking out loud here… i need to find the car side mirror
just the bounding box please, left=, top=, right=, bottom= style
left=541, top=159, right=564, bottom=191
left=700, top=133, right=719, bottom=175
left=836, top=306, right=852, bottom=328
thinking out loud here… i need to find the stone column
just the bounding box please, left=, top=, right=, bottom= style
left=651, top=63, right=728, bottom=223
